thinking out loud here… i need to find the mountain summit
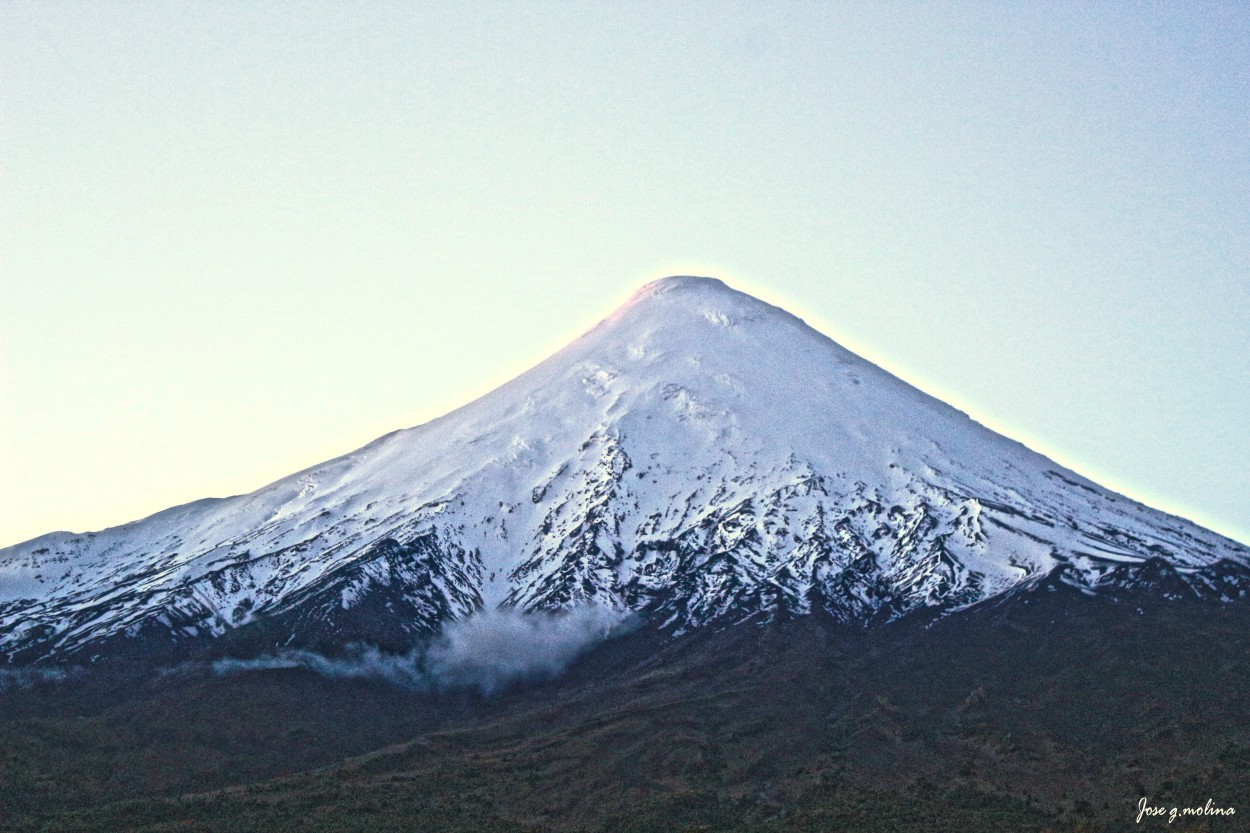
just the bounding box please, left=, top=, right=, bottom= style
left=2, top=276, right=1247, bottom=664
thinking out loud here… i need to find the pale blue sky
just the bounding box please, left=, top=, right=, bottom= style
left=2, top=2, right=1247, bottom=547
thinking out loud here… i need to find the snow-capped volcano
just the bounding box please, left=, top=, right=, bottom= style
left=2, top=276, right=1247, bottom=664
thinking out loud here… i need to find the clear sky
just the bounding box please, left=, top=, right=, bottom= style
left=2, top=2, right=1247, bottom=548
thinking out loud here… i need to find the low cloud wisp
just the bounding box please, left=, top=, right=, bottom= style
left=0, top=666, right=77, bottom=690
left=211, top=603, right=634, bottom=694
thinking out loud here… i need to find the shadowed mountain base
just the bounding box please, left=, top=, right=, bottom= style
left=4, top=585, right=1249, bottom=832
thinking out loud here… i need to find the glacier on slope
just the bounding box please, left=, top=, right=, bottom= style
left=2, top=276, right=1247, bottom=663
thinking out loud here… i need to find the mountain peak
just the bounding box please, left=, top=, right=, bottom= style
left=616, top=274, right=749, bottom=320
left=638, top=274, right=731, bottom=295
left=599, top=274, right=805, bottom=349
left=2, top=277, right=1247, bottom=664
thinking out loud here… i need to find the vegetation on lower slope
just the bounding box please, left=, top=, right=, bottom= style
left=4, top=586, right=1249, bottom=832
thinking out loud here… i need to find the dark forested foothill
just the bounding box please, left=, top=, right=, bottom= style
left=3, top=584, right=1248, bottom=833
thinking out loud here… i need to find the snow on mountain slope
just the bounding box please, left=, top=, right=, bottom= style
left=2, top=276, right=1247, bottom=663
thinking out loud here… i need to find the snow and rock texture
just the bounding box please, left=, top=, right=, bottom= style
left=2, top=276, right=1248, bottom=664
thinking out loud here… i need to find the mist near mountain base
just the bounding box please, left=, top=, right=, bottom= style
left=0, top=666, right=78, bottom=691
left=211, top=603, right=636, bottom=694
